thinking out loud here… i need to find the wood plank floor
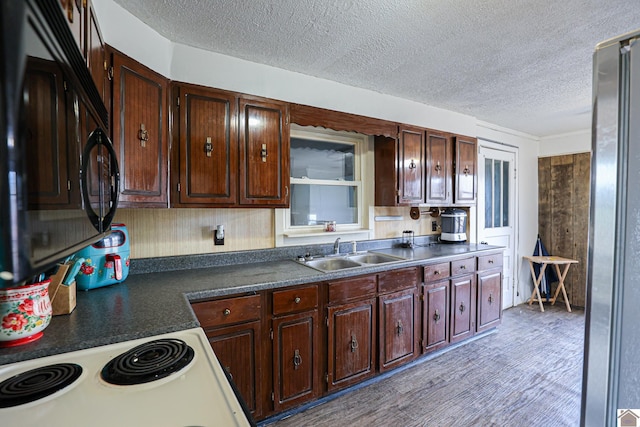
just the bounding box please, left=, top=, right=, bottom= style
left=267, top=304, right=584, bottom=427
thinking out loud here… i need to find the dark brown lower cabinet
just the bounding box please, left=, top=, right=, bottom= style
left=422, top=279, right=450, bottom=352
left=272, top=310, right=320, bottom=412
left=450, top=273, right=476, bottom=344
left=206, top=321, right=262, bottom=416
left=477, top=269, right=502, bottom=332
left=191, top=294, right=264, bottom=420
left=378, top=288, right=418, bottom=371
left=327, top=298, right=376, bottom=392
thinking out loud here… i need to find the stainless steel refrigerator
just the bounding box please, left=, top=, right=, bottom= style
left=583, top=29, right=640, bottom=426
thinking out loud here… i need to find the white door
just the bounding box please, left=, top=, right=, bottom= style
left=477, top=144, right=517, bottom=309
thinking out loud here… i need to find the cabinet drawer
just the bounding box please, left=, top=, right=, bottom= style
left=478, top=253, right=503, bottom=271
left=192, top=294, right=261, bottom=328
left=378, top=267, right=418, bottom=294
left=272, top=285, right=318, bottom=316
left=451, top=257, right=476, bottom=276
left=423, top=262, right=451, bottom=282
left=328, top=275, right=377, bottom=304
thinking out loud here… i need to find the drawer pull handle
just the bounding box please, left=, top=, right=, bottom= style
left=293, top=349, right=302, bottom=369
left=488, top=259, right=494, bottom=264
left=434, top=271, right=440, bottom=275
left=350, top=334, right=359, bottom=352
left=460, top=265, right=466, bottom=270
left=433, top=310, right=441, bottom=322
left=396, top=320, right=404, bottom=336
left=223, top=308, right=231, bottom=316
left=459, top=303, right=466, bottom=314
left=294, top=297, right=301, bottom=304
left=204, top=136, right=213, bottom=157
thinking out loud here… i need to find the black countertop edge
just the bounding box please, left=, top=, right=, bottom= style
left=0, top=243, right=503, bottom=366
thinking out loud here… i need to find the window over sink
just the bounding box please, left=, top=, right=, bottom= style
left=276, top=126, right=373, bottom=246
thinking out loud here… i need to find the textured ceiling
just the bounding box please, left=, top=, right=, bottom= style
left=113, top=0, right=640, bottom=137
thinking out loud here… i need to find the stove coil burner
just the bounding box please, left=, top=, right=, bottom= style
left=0, top=363, right=82, bottom=408
left=101, top=338, right=195, bottom=386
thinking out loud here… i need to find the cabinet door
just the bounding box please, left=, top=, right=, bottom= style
left=24, top=58, right=72, bottom=207
left=378, top=288, right=417, bottom=371
left=423, top=280, right=449, bottom=352
left=204, top=320, right=263, bottom=419
left=397, top=126, right=425, bottom=205
left=111, top=50, right=168, bottom=206
left=239, top=97, right=289, bottom=206
left=59, top=0, right=83, bottom=53
left=426, top=131, right=452, bottom=204
left=176, top=85, right=237, bottom=205
left=272, top=310, right=320, bottom=412
left=454, top=136, right=477, bottom=204
left=477, top=269, right=502, bottom=332
left=450, top=274, right=476, bottom=343
left=327, top=298, right=376, bottom=392
left=84, top=0, right=107, bottom=103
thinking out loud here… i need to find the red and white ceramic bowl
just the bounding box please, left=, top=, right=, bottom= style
left=0, top=280, right=52, bottom=347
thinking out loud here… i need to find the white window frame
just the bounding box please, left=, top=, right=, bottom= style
left=275, top=125, right=373, bottom=247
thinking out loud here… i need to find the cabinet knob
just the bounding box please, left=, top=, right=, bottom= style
left=463, top=165, right=470, bottom=176
left=350, top=334, right=359, bottom=352
left=294, top=297, right=301, bottom=304
left=205, top=137, right=213, bottom=157
left=408, top=159, right=417, bottom=169
left=138, top=124, right=149, bottom=147
left=433, top=309, right=441, bottom=322
left=223, top=308, right=231, bottom=316
left=293, top=349, right=302, bottom=369
left=459, top=303, right=466, bottom=314
left=434, top=270, right=440, bottom=275
left=396, top=320, right=404, bottom=336
left=435, top=161, right=441, bottom=174
left=261, top=143, right=268, bottom=162
left=488, top=294, right=494, bottom=305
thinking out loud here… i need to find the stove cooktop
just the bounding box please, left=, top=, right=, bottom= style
left=0, top=328, right=251, bottom=427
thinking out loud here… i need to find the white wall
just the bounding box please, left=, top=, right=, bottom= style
left=539, top=129, right=591, bottom=157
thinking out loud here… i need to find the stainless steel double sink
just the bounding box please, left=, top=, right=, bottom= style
left=298, top=252, right=406, bottom=273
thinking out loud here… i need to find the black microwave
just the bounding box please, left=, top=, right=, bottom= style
left=0, top=1, right=120, bottom=288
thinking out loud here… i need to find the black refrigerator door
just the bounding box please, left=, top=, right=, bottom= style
left=81, top=128, right=120, bottom=232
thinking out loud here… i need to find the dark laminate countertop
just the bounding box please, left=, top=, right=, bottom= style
left=0, top=243, right=502, bottom=366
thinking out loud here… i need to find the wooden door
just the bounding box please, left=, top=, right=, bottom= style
left=24, top=58, right=71, bottom=207
left=84, top=0, right=107, bottom=103
left=176, top=84, right=237, bottom=205
left=272, top=310, right=320, bottom=412
left=327, top=298, right=376, bottom=392
left=450, top=274, right=475, bottom=343
left=239, top=96, right=289, bottom=206
left=205, top=320, right=262, bottom=419
left=111, top=49, right=168, bottom=206
left=454, top=135, right=477, bottom=204
left=477, top=269, right=502, bottom=332
left=538, top=153, right=590, bottom=307
left=426, top=130, right=451, bottom=204
left=422, top=280, right=449, bottom=352
left=378, top=288, right=417, bottom=371
left=397, top=126, right=425, bottom=205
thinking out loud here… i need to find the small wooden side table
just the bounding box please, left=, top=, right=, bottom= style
left=523, top=255, right=579, bottom=312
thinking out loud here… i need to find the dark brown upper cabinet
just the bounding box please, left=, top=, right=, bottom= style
left=110, top=48, right=169, bottom=207
left=453, top=135, right=477, bottom=205
left=375, top=126, right=425, bottom=206
left=84, top=0, right=107, bottom=104
left=425, top=130, right=452, bottom=205
left=238, top=96, right=290, bottom=207
left=173, top=83, right=238, bottom=206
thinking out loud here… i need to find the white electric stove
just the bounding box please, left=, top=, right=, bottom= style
left=0, top=328, right=252, bottom=427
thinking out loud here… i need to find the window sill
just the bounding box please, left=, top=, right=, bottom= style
left=283, top=229, right=370, bottom=238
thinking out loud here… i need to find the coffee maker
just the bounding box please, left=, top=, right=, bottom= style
left=440, top=208, right=467, bottom=242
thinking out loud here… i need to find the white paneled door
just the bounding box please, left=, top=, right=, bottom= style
left=477, top=144, right=517, bottom=309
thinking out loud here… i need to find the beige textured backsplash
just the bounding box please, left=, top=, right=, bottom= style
left=373, top=206, right=441, bottom=239
left=114, top=206, right=446, bottom=259
left=114, top=208, right=274, bottom=259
